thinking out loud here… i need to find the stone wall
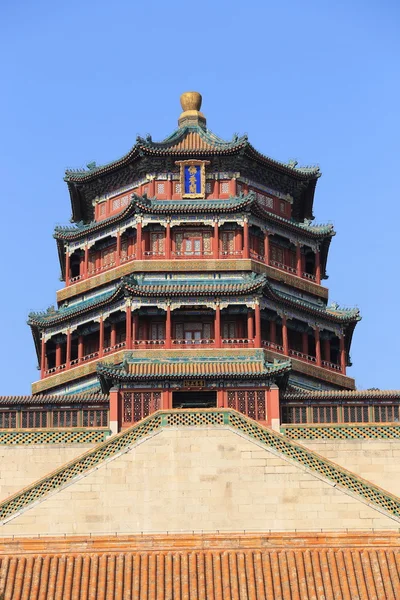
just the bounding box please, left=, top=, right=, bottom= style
left=0, top=445, right=93, bottom=499
left=1, top=428, right=397, bottom=536
left=298, top=439, right=400, bottom=496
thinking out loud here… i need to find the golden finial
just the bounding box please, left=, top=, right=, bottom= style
left=178, top=91, right=206, bottom=129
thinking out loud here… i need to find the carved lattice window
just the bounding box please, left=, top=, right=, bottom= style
left=226, top=390, right=266, bottom=421
left=21, top=410, right=48, bottom=429
left=221, top=232, right=234, bottom=254
left=52, top=410, right=78, bottom=428
left=312, top=405, right=338, bottom=423
left=157, top=182, right=165, bottom=194
left=203, top=232, right=212, bottom=253
left=83, top=409, right=108, bottom=427
left=281, top=405, right=307, bottom=424
left=151, top=233, right=164, bottom=254
left=343, top=405, right=369, bottom=423
left=221, top=182, right=230, bottom=194
left=175, top=233, right=183, bottom=253
left=374, top=405, right=400, bottom=422
left=123, top=391, right=162, bottom=425
left=0, top=411, right=17, bottom=428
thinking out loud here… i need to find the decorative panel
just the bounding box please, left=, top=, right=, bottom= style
left=227, top=390, right=266, bottom=421
left=122, top=391, right=162, bottom=425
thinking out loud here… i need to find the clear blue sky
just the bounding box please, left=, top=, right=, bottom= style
left=1, top=0, right=399, bottom=394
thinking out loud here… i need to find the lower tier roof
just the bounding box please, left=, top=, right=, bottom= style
left=0, top=533, right=398, bottom=600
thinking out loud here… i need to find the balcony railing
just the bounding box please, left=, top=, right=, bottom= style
left=172, top=339, right=215, bottom=346
left=120, top=253, right=136, bottom=263
left=171, top=251, right=213, bottom=259
left=289, top=349, right=317, bottom=363
left=220, top=251, right=243, bottom=259
left=322, top=359, right=342, bottom=372
left=249, top=250, right=265, bottom=262
left=42, top=336, right=344, bottom=379
left=222, top=338, right=254, bottom=348
left=302, top=271, right=316, bottom=281
left=262, top=340, right=284, bottom=353
left=269, top=259, right=297, bottom=275
left=104, top=341, right=126, bottom=354
left=133, top=340, right=166, bottom=349
left=143, top=251, right=165, bottom=259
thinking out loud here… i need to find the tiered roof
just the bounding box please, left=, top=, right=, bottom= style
left=97, top=350, right=291, bottom=390
left=1, top=533, right=398, bottom=600
left=64, top=121, right=321, bottom=223
left=28, top=274, right=359, bottom=329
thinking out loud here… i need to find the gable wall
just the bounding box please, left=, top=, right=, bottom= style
left=1, top=428, right=396, bottom=536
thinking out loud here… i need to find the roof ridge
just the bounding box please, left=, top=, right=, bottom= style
left=1, top=409, right=399, bottom=525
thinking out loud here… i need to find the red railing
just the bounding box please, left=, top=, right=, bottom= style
left=302, top=271, right=316, bottom=281
left=143, top=251, right=166, bottom=259
left=104, top=341, right=126, bottom=354
left=171, top=252, right=213, bottom=259
left=172, top=339, right=215, bottom=347
left=120, top=253, right=136, bottom=263
left=220, top=251, right=243, bottom=259
left=222, top=338, right=255, bottom=348
left=289, top=349, right=317, bottom=363
left=269, top=259, right=297, bottom=275
left=322, top=359, right=342, bottom=372
left=133, top=340, right=166, bottom=349
left=262, top=340, right=284, bottom=353
left=249, top=250, right=265, bottom=262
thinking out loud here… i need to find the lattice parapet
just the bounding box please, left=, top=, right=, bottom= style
left=282, top=424, right=400, bottom=440
left=1, top=409, right=400, bottom=525
left=0, top=428, right=110, bottom=445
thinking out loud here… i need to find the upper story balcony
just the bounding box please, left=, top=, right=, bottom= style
left=40, top=305, right=347, bottom=385
left=65, top=223, right=322, bottom=288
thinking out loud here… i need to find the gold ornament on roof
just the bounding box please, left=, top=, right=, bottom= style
left=178, top=91, right=206, bottom=129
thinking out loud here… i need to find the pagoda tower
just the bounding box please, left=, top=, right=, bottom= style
left=28, top=91, right=360, bottom=432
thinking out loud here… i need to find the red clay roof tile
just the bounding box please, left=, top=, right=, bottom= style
left=0, top=534, right=400, bottom=599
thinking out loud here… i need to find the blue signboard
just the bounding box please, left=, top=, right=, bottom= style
left=184, top=164, right=201, bottom=195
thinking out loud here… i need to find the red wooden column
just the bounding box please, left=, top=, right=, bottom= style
left=78, top=335, right=84, bottom=362
left=215, top=304, right=221, bottom=348
left=315, top=327, right=322, bottom=367
left=264, top=232, right=270, bottom=265
left=111, top=322, right=117, bottom=348
left=136, top=222, right=143, bottom=260
left=254, top=303, right=261, bottom=347
left=99, top=317, right=104, bottom=358
left=148, top=178, right=155, bottom=197
left=214, top=179, right=220, bottom=198
left=84, top=246, right=89, bottom=279
left=282, top=316, right=289, bottom=356
left=266, top=385, right=280, bottom=431
left=247, top=309, right=254, bottom=341
left=40, top=336, right=46, bottom=378
left=132, top=313, right=138, bottom=347
left=166, top=177, right=172, bottom=199
left=109, top=387, right=119, bottom=435
left=315, top=249, right=321, bottom=284
left=323, top=338, right=331, bottom=364
left=165, top=222, right=171, bottom=259
left=213, top=222, right=219, bottom=259
left=270, top=320, right=276, bottom=344
left=243, top=221, right=249, bottom=259
left=65, top=252, right=70, bottom=286
left=302, top=332, right=309, bottom=356
left=163, top=389, right=172, bottom=409
left=126, top=305, right=132, bottom=349
left=115, top=232, right=121, bottom=267
left=230, top=177, right=236, bottom=196
left=296, top=244, right=302, bottom=278
left=165, top=305, right=172, bottom=349
left=340, top=335, right=346, bottom=374
left=217, top=389, right=224, bottom=408
left=66, top=330, right=71, bottom=369
left=55, top=342, right=62, bottom=368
